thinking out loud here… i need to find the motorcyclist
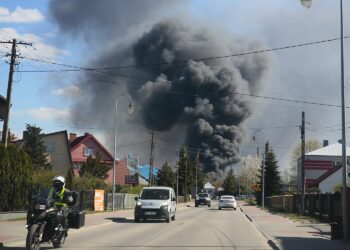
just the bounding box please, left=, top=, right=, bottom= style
left=49, top=176, right=73, bottom=230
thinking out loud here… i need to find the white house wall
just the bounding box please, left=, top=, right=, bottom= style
left=319, top=168, right=350, bottom=193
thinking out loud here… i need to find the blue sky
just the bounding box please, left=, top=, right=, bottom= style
left=1, top=1, right=349, bottom=173
left=0, top=0, right=72, bottom=136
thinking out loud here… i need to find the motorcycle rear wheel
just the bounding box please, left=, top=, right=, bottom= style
left=26, top=224, right=41, bottom=250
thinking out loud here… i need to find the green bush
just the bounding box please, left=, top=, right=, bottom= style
left=72, top=174, right=108, bottom=191
left=120, top=185, right=145, bottom=194
left=32, top=170, right=58, bottom=188
left=333, top=182, right=350, bottom=193
left=0, top=144, right=33, bottom=211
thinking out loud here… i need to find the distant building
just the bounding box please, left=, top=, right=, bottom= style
left=137, top=164, right=158, bottom=181
left=203, top=182, right=215, bottom=195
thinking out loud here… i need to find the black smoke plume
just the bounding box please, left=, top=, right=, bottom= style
left=49, top=1, right=272, bottom=172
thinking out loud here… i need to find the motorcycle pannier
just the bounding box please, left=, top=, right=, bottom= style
left=68, top=210, right=85, bottom=229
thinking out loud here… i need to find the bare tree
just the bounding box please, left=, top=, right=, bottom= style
left=238, top=154, right=260, bottom=195
left=289, top=139, right=322, bottom=185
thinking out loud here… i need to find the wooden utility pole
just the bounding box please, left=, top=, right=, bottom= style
left=1, top=39, right=31, bottom=146
left=300, top=111, right=305, bottom=214
left=149, top=132, right=155, bottom=186
left=2, top=39, right=17, bottom=147
left=196, top=150, right=199, bottom=195
left=185, top=147, right=188, bottom=202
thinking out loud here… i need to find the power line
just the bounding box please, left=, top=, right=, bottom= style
left=17, top=36, right=349, bottom=71
left=15, top=69, right=346, bottom=109
left=116, top=140, right=150, bottom=148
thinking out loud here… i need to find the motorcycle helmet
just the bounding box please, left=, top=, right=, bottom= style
left=52, top=175, right=65, bottom=189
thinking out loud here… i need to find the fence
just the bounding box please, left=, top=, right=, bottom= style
left=79, top=191, right=138, bottom=211
left=265, top=189, right=350, bottom=224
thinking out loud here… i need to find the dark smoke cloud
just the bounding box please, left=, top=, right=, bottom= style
left=49, top=0, right=187, bottom=40
left=49, top=1, right=272, bottom=172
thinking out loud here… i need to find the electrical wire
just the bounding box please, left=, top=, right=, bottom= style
left=18, top=36, right=350, bottom=71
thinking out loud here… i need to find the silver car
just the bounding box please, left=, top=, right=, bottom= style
left=218, top=195, right=237, bottom=210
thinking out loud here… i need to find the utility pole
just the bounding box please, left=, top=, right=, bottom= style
left=196, top=150, right=199, bottom=195
left=185, top=147, right=188, bottom=202
left=300, top=111, right=305, bottom=214
left=1, top=39, right=31, bottom=146
left=149, top=132, right=155, bottom=186
left=244, top=158, right=248, bottom=196
left=262, top=144, right=266, bottom=210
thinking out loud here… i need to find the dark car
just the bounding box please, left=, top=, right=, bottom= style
left=195, top=193, right=211, bottom=207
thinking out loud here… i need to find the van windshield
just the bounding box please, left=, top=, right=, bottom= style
left=141, top=189, right=169, bottom=200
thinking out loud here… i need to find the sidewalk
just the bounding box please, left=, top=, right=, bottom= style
left=0, top=202, right=193, bottom=247
left=239, top=201, right=349, bottom=250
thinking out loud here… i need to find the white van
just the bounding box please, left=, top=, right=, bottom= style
left=134, top=187, right=176, bottom=223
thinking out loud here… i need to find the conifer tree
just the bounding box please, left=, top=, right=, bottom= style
left=156, top=162, right=176, bottom=189
left=255, top=142, right=282, bottom=206
left=23, top=124, right=51, bottom=170
left=223, top=169, right=238, bottom=195
left=264, top=143, right=282, bottom=197
left=65, top=167, right=74, bottom=190
left=0, top=144, right=11, bottom=210
left=0, top=144, right=33, bottom=211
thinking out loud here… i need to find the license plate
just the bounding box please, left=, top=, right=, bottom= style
left=145, top=211, right=156, bottom=215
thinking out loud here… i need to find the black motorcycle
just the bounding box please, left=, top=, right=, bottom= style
left=26, top=188, right=85, bottom=250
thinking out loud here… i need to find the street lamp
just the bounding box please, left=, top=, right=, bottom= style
left=253, top=129, right=266, bottom=210
left=112, top=93, right=134, bottom=211
left=300, top=0, right=348, bottom=241
left=300, top=0, right=313, bottom=8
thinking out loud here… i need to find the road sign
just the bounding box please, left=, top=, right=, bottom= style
left=125, top=175, right=138, bottom=185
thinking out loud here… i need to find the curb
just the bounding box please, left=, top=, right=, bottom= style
left=241, top=207, right=280, bottom=250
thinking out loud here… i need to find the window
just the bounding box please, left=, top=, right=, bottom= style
left=45, top=141, right=55, bottom=152
left=83, top=147, right=94, bottom=157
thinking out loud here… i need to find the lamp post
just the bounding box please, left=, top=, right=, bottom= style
left=300, top=0, right=348, bottom=241
left=253, top=129, right=266, bottom=210
left=112, top=93, right=134, bottom=211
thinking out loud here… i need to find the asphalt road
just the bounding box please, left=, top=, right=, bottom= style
left=6, top=202, right=272, bottom=250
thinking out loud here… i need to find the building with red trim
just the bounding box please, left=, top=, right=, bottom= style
left=297, top=142, right=350, bottom=193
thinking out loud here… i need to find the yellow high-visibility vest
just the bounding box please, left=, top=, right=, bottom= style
left=49, top=188, right=67, bottom=207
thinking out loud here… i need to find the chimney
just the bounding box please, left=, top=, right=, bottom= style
left=84, top=132, right=90, bottom=136
left=323, top=140, right=329, bottom=147
left=23, top=131, right=28, bottom=139
left=69, top=133, right=76, bottom=142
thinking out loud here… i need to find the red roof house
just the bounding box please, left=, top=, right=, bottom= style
left=69, top=132, right=129, bottom=185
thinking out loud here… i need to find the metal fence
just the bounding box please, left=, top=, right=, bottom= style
left=1, top=189, right=137, bottom=213
left=79, top=191, right=138, bottom=211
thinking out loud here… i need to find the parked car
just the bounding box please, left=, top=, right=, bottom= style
left=218, top=195, right=237, bottom=210
left=134, top=187, right=176, bottom=223
left=195, top=193, right=211, bottom=207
